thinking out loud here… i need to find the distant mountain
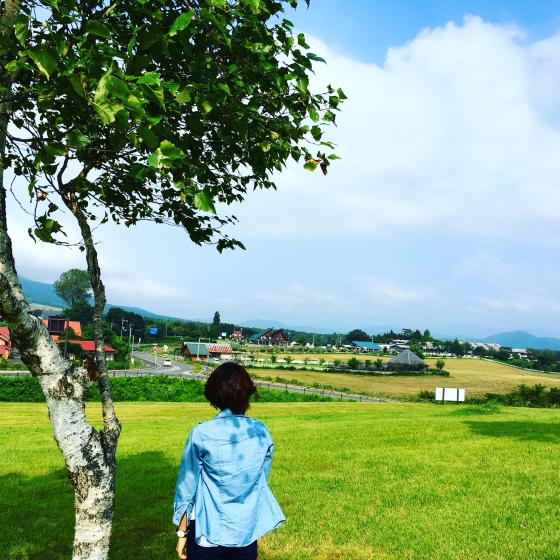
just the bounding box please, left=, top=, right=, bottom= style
left=483, top=330, right=560, bottom=351
left=20, top=277, right=65, bottom=308
left=240, top=319, right=335, bottom=334
left=20, top=277, right=195, bottom=322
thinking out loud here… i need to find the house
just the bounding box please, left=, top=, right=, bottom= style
left=181, top=342, right=233, bottom=361
left=57, top=340, right=117, bottom=361
left=0, top=326, right=12, bottom=360
left=42, top=316, right=82, bottom=340
left=208, top=343, right=233, bottom=360
left=231, top=331, right=244, bottom=341
left=351, top=340, right=382, bottom=352
left=511, top=348, right=528, bottom=359
left=386, top=349, right=427, bottom=371
left=248, top=328, right=289, bottom=346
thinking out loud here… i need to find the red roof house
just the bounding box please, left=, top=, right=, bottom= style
left=0, top=326, right=12, bottom=360
left=42, top=317, right=82, bottom=339
left=57, top=340, right=117, bottom=360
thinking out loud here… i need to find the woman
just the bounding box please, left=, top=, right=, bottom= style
left=173, top=362, right=285, bottom=559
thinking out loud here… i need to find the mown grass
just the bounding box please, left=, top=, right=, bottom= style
left=1, top=402, right=560, bottom=559
left=252, top=358, right=560, bottom=397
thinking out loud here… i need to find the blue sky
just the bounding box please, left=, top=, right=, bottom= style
left=8, top=1, right=560, bottom=338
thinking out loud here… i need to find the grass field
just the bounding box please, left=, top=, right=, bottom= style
left=1, top=401, right=560, bottom=559
left=244, top=351, right=390, bottom=363
left=251, top=358, right=560, bottom=397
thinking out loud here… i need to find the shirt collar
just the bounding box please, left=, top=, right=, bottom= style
left=215, top=408, right=244, bottom=418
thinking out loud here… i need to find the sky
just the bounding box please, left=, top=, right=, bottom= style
left=7, top=1, right=560, bottom=338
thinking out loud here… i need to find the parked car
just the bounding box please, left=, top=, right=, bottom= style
left=163, top=358, right=172, bottom=367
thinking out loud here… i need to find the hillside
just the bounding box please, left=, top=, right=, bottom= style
left=20, top=277, right=191, bottom=322
left=483, top=330, right=560, bottom=351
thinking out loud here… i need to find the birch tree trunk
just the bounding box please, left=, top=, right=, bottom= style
left=0, top=4, right=121, bottom=559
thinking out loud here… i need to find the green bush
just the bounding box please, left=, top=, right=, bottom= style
left=0, top=375, right=334, bottom=403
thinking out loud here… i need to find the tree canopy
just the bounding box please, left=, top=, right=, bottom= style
left=346, top=328, right=370, bottom=342
left=3, top=0, right=343, bottom=251
left=54, top=268, right=92, bottom=306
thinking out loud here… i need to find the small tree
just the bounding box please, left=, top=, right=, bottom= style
left=54, top=269, right=92, bottom=307
left=0, top=1, right=343, bottom=558
left=333, top=358, right=342, bottom=368
left=375, top=358, right=384, bottom=370
left=347, top=357, right=360, bottom=369
left=284, top=355, right=293, bottom=364
left=435, top=359, right=446, bottom=371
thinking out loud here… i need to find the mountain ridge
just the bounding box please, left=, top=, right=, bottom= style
left=18, top=277, right=560, bottom=350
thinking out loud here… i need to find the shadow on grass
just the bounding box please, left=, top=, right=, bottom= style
left=0, top=451, right=178, bottom=560
left=465, top=420, right=560, bottom=443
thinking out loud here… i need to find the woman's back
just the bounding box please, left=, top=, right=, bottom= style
left=174, top=408, right=284, bottom=548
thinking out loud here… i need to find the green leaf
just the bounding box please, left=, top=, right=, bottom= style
left=85, top=20, right=111, bottom=39
left=148, top=140, right=186, bottom=169
left=297, top=33, right=310, bottom=49
left=208, top=0, right=226, bottom=7
left=14, top=15, right=29, bottom=47
left=304, top=159, right=319, bottom=172
left=337, top=87, right=348, bottom=100
left=241, top=0, right=261, bottom=11
left=66, top=131, right=90, bottom=148
left=28, top=46, right=58, bottom=79
left=194, top=190, right=216, bottom=213
left=138, top=126, right=158, bottom=149
left=309, top=107, right=319, bottom=123
left=169, top=11, right=195, bottom=36
left=137, top=71, right=161, bottom=86
left=176, top=88, right=192, bottom=104
left=307, top=53, right=326, bottom=63
left=93, top=100, right=122, bottom=125
left=201, top=99, right=213, bottom=113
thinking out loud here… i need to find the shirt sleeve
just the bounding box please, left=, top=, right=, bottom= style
left=173, top=426, right=203, bottom=526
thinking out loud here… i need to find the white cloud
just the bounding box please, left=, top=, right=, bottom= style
left=352, top=276, right=434, bottom=307
left=255, top=283, right=348, bottom=310
left=232, top=16, right=560, bottom=244
left=470, top=290, right=560, bottom=314
left=453, top=251, right=514, bottom=278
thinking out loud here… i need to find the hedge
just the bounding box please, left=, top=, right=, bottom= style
left=0, top=375, right=333, bottom=403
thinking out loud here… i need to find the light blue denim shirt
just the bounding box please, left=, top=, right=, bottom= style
left=173, top=409, right=285, bottom=547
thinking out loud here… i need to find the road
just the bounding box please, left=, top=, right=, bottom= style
left=1, top=352, right=388, bottom=403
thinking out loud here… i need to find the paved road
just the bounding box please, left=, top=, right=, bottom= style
left=1, top=352, right=387, bottom=403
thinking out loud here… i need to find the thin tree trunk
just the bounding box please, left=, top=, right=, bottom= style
left=0, top=5, right=120, bottom=559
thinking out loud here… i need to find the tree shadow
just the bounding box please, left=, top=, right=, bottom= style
left=465, top=420, right=560, bottom=443
left=0, top=451, right=178, bottom=560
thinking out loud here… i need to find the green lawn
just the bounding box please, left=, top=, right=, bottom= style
left=1, top=402, right=559, bottom=559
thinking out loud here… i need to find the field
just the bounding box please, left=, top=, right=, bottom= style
left=251, top=358, right=560, bottom=397
left=1, top=401, right=560, bottom=559
left=244, top=350, right=390, bottom=363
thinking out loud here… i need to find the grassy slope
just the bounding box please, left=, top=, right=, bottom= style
left=252, top=358, right=560, bottom=397
left=1, top=402, right=559, bottom=560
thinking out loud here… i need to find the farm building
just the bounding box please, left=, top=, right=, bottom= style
left=351, top=340, right=382, bottom=352
left=56, top=340, right=117, bottom=361
left=231, top=331, right=244, bottom=341
left=0, top=326, right=12, bottom=359
left=42, top=317, right=82, bottom=340
left=248, top=328, right=289, bottom=346
left=386, top=349, right=427, bottom=371
left=181, top=342, right=233, bottom=361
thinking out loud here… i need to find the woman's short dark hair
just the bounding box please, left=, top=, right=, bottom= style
left=204, top=362, right=258, bottom=414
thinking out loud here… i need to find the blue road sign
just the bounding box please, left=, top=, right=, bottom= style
left=149, top=327, right=158, bottom=335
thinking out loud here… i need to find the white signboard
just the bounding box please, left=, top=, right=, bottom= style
left=435, top=387, right=465, bottom=402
